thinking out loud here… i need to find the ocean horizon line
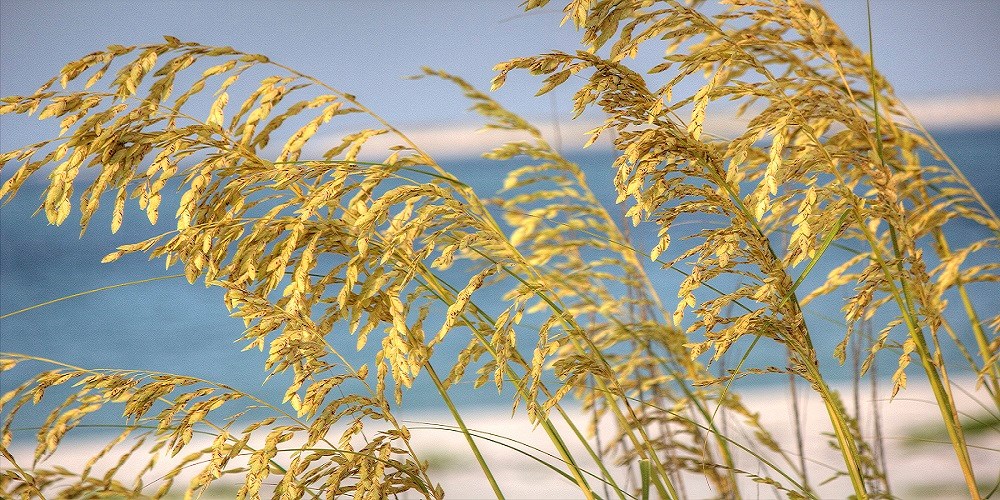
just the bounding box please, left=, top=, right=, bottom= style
left=301, top=93, right=1000, bottom=161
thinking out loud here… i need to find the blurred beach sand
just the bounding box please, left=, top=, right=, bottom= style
left=3, top=377, right=994, bottom=499
left=400, top=377, right=995, bottom=499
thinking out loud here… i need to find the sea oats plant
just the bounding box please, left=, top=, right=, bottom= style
left=1, top=0, right=997, bottom=498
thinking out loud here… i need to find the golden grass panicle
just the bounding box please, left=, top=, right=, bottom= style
left=2, top=1, right=998, bottom=497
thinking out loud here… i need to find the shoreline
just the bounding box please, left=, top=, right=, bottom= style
left=3, top=376, right=992, bottom=498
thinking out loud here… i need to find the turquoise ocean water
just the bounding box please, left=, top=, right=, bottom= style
left=1, top=127, right=997, bottom=430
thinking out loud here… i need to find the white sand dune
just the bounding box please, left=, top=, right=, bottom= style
left=3, top=376, right=993, bottom=499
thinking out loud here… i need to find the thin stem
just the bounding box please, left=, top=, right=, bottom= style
left=865, top=2, right=979, bottom=495
left=409, top=270, right=606, bottom=499
left=0, top=274, right=185, bottom=320
left=788, top=356, right=810, bottom=493
left=424, top=364, right=506, bottom=500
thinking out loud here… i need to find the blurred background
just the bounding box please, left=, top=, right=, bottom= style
left=1, top=0, right=998, bottom=411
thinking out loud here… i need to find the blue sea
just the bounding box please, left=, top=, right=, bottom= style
left=1, top=127, right=998, bottom=428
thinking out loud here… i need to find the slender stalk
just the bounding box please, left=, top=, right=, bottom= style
left=0, top=274, right=185, bottom=320
left=0, top=447, right=47, bottom=500
left=404, top=422, right=637, bottom=497
left=424, top=364, right=506, bottom=500
left=612, top=390, right=816, bottom=498
left=932, top=231, right=1000, bottom=409
left=707, top=150, right=868, bottom=496
left=788, top=358, right=810, bottom=493
left=590, top=375, right=612, bottom=500
left=471, top=252, right=677, bottom=499
left=807, top=365, right=869, bottom=499
left=409, top=270, right=606, bottom=499
left=865, top=3, right=979, bottom=495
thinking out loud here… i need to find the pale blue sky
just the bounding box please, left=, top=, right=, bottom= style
left=1, top=1, right=998, bottom=152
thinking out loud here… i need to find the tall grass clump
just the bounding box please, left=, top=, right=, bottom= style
left=1, top=0, right=997, bottom=498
